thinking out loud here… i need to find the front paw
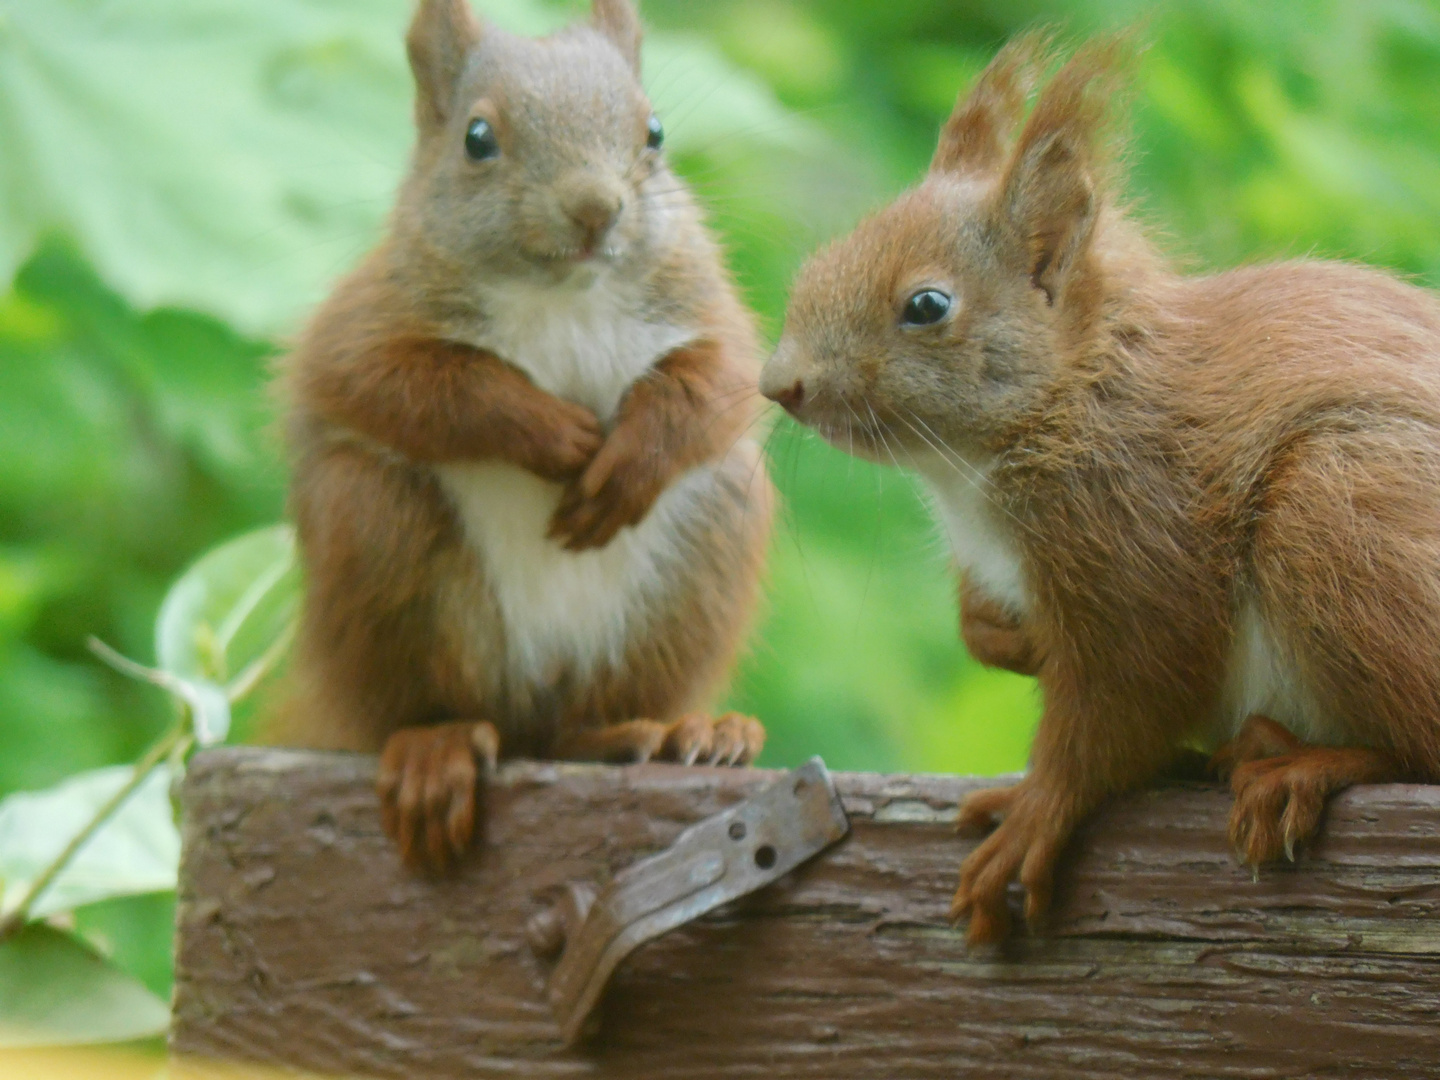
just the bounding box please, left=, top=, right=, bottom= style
left=959, top=580, right=1042, bottom=675
left=1209, top=714, right=1304, bottom=782
left=548, top=422, right=669, bottom=550
left=1227, top=756, right=1319, bottom=867
left=659, top=712, right=767, bottom=767
left=377, top=721, right=499, bottom=875
left=524, top=402, right=605, bottom=482
left=950, top=782, right=1074, bottom=946
left=561, top=714, right=766, bottom=767
left=1227, top=746, right=1402, bottom=869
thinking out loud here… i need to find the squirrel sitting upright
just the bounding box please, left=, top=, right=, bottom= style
left=762, top=36, right=1440, bottom=944
left=272, top=0, right=772, bottom=873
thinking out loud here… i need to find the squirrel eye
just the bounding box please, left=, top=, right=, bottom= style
left=465, top=118, right=500, bottom=162
left=646, top=115, right=665, bottom=151
left=902, top=289, right=953, bottom=327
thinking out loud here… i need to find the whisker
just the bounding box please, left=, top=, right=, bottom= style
left=839, top=398, right=889, bottom=611
left=894, top=409, right=1044, bottom=544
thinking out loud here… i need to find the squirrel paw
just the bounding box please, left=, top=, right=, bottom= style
left=511, top=397, right=604, bottom=483
left=1226, top=746, right=1398, bottom=868
left=954, top=783, right=1020, bottom=835
left=666, top=711, right=767, bottom=767
left=548, top=421, right=668, bottom=550
left=559, top=713, right=765, bottom=767
left=377, top=721, right=499, bottom=875
left=959, top=581, right=1042, bottom=676
left=949, top=783, right=1072, bottom=946
left=531, top=402, right=605, bottom=482
left=1209, top=714, right=1304, bottom=782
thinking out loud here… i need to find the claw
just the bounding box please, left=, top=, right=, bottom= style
left=377, top=721, right=492, bottom=875
left=1251, top=863, right=1260, bottom=884
left=1284, top=834, right=1296, bottom=863
left=947, top=891, right=968, bottom=924
left=1233, top=817, right=1250, bottom=848
left=471, top=722, right=500, bottom=773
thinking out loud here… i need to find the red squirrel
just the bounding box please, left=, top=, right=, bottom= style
left=270, top=0, right=772, bottom=873
left=761, top=36, right=1440, bottom=945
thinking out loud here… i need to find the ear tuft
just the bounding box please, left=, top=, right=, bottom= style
left=931, top=30, right=1054, bottom=177
left=407, top=0, right=482, bottom=130
left=995, top=38, right=1128, bottom=306
left=592, top=0, right=644, bottom=74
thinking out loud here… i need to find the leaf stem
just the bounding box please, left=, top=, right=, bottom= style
left=0, top=720, right=192, bottom=942
left=226, top=618, right=296, bottom=704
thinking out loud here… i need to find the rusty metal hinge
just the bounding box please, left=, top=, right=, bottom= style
left=527, top=757, right=849, bottom=1045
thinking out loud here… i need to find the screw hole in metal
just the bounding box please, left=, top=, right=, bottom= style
left=728, top=821, right=747, bottom=841
left=754, top=844, right=777, bottom=870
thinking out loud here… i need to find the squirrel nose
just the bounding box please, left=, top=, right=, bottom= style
left=565, top=193, right=623, bottom=250
left=766, top=379, right=806, bottom=415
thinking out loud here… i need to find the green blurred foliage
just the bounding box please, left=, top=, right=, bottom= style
left=0, top=923, right=168, bottom=1046
left=0, top=244, right=284, bottom=796
left=2, top=0, right=1440, bottom=1004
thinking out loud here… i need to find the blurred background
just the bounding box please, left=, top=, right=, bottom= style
left=3, top=0, right=1440, bottom=1021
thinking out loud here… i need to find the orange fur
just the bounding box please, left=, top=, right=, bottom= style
left=764, top=39, right=1438, bottom=944
left=550, top=339, right=760, bottom=550
left=959, top=575, right=1042, bottom=676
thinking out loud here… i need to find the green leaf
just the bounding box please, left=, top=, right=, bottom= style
left=155, top=524, right=298, bottom=691
left=0, top=924, right=169, bottom=1047
left=70, top=892, right=178, bottom=1003
left=0, top=766, right=179, bottom=923
left=645, top=33, right=819, bottom=158
left=0, top=0, right=414, bottom=337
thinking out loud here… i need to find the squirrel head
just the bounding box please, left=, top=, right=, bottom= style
left=394, top=0, right=670, bottom=283
left=762, top=36, right=1125, bottom=461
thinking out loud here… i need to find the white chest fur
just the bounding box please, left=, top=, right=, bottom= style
left=437, top=270, right=702, bottom=687
left=918, top=454, right=1030, bottom=615
left=472, top=273, right=693, bottom=421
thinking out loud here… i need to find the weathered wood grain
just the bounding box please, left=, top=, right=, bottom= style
left=171, top=748, right=1440, bottom=1079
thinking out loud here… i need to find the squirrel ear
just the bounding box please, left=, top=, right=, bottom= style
left=931, top=31, right=1050, bottom=177
left=995, top=44, right=1119, bottom=306
left=592, top=0, right=643, bottom=74
left=407, top=0, right=482, bottom=130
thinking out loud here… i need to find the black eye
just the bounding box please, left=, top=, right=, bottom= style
left=646, top=115, right=665, bottom=151
left=465, top=118, right=500, bottom=162
left=902, top=289, right=952, bottom=326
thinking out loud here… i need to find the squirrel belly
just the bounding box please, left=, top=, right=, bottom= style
left=434, top=268, right=737, bottom=687
left=1215, top=601, right=1343, bottom=749
left=436, top=454, right=734, bottom=688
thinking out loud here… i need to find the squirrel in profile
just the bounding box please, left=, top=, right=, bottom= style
left=271, top=0, right=772, bottom=873
left=762, top=35, right=1440, bottom=945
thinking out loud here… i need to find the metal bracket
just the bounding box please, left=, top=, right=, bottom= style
left=526, top=757, right=849, bottom=1045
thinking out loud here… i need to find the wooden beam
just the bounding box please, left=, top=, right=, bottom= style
left=171, top=748, right=1440, bottom=1079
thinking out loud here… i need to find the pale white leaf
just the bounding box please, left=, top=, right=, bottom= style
left=0, top=766, right=179, bottom=922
